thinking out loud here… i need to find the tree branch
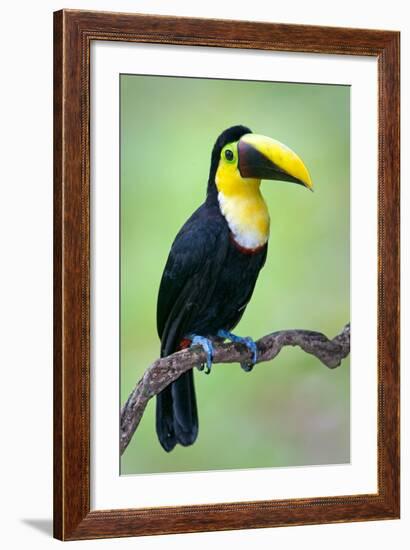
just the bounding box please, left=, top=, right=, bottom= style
left=120, top=323, right=350, bottom=455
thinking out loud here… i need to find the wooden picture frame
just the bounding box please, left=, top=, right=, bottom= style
left=53, top=9, right=400, bottom=540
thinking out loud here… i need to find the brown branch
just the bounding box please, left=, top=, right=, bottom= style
left=120, top=323, right=350, bottom=454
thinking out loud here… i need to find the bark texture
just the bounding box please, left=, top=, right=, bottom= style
left=120, top=323, right=350, bottom=454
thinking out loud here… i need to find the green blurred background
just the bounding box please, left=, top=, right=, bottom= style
left=120, top=74, right=350, bottom=475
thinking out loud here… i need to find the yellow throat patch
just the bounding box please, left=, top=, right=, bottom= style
left=215, top=147, right=270, bottom=250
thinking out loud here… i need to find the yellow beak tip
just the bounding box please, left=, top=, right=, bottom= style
left=303, top=173, right=314, bottom=191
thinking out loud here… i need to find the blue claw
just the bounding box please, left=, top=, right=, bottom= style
left=243, top=337, right=258, bottom=365
left=217, top=330, right=258, bottom=372
left=189, top=335, right=214, bottom=374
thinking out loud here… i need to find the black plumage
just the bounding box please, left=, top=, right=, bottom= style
left=156, top=126, right=268, bottom=452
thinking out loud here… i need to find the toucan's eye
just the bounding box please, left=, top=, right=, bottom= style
left=225, top=149, right=234, bottom=161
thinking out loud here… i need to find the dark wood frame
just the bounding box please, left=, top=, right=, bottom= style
left=54, top=9, right=400, bottom=541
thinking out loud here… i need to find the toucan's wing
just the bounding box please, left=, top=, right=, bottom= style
left=157, top=204, right=229, bottom=356
left=226, top=243, right=268, bottom=331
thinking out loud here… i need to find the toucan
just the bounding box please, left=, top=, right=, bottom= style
left=156, top=125, right=313, bottom=452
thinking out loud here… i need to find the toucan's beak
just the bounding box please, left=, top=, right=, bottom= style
left=238, top=133, right=313, bottom=190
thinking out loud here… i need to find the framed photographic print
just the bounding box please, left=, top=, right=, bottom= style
left=54, top=9, right=400, bottom=540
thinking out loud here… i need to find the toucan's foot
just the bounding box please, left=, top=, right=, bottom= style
left=189, top=335, right=214, bottom=374
left=217, top=329, right=258, bottom=372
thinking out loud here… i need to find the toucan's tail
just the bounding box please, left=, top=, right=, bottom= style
left=156, top=369, right=198, bottom=452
